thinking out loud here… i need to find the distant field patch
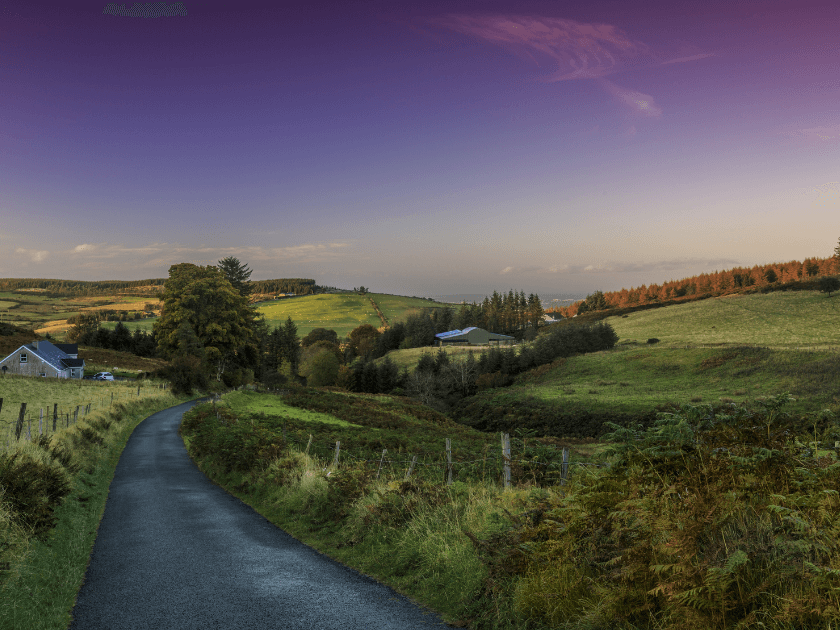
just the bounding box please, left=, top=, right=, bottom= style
left=256, top=292, right=452, bottom=338
left=223, top=390, right=363, bottom=428
left=607, top=291, right=840, bottom=348
left=372, top=293, right=451, bottom=324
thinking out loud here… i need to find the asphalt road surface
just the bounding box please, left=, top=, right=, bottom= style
left=69, top=400, right=452, bottom=629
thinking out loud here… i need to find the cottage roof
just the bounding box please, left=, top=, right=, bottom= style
left=61, top=358, right=85, bottom=368
left=27, top=340, right=72, bottom=371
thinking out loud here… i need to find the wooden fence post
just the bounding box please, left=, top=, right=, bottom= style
left=74, top=406, right=79, bottom=425
left=0, top=398, right=3, bottom=419
left=445, top=438, right=453, bottom=485
left=405, top=455, right=417, bottom=481
left=376, top=449, right=387, bottom=480
left=560, top=448, right=569, bottom=486
left=501, top=432, right=511, bottom=489
left=332, top=441, right=341, bottom=468
left=53, top=404, right=58, bottom=431
left=39, top=408, right=44, bottom=436
left=137, top=385, right=141, bottom=396
left=305, top=434, right=312, bottom=455
left=15, top=403, right=26, bottom=441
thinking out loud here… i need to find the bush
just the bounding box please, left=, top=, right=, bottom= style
left=0, top=449, right=73, bottom=538
left=475, top=371, right=513, bottom=391
left=647, top=337, right=660, bottom=344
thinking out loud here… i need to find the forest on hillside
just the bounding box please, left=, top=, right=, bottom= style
left=548, top=255, right=840, bottom=317
left=0, top=277, right=320, bottom=297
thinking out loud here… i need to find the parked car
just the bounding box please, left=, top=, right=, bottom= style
left=93, top=372, right=115, bottom=381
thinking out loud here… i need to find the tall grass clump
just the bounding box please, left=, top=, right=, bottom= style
left=498, top=393, right=840, bottom=629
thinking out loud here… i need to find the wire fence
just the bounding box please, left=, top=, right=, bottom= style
left=207, top=397, right=603, bottom=488
left=0, top=383, right=170, bottom=450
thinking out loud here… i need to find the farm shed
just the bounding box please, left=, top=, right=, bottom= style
left=435, top=327, right=515, bottom=347
left=0, top=340, right=85, bottom=379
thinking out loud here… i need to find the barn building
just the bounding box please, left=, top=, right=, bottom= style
left=0, top=340, right=85, bottom=379
left=434, top=327, right=515, bottom=347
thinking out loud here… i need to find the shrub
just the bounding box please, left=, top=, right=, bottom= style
left=475, top=371, right=513, bottom=391
left=647, top=337, right=660, bottom=344
left=0, top=450, right=73, bottom=538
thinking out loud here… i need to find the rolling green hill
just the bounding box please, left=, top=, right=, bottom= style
left=605, top=290, right=840, bottom=349
left=255, top=292, right=451, bottom=338
left=447, top=291, right=840, bottom=434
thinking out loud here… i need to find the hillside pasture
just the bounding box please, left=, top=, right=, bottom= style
left=257, top=293, right=382, bottom=338
left=371, top=293, right=452, bottom=325
left=256, top=292, right=452, bottom=339
left=607, top=290, right=840, bottom=348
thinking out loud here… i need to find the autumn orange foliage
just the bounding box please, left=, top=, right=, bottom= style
left=548, top=256, right=840, bottom=318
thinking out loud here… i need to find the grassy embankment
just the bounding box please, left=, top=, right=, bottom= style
left=181, top=386, right=840, bottom=629
left=0, top=377, right=191, bottom=630
left=256, top=292, right=450, bottom=339
left=181, top=388, right=582, bottom=628
left=0, top=375, right=171, bottom=448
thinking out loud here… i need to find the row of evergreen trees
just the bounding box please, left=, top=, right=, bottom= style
left=345, top=321, right=619, bottom=400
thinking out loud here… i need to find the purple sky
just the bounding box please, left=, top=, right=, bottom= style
left=2, top=0, right=838, bottom=296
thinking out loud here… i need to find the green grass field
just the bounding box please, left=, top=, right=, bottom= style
left=452, top=291, right=840, bottom=427
left=0, top=374, right=172, bottom=452
left=606, top=290, right=840, bottom=348
left=256, top=292, right=451, bottom=338
left=370, top=293, right=450, bottom=325
left=488, top=344, right=839, bottom=417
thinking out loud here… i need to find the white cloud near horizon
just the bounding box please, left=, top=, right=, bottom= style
left=15, top=247, right=49, bottom=262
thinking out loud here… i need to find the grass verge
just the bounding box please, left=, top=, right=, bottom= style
left=0, top=393, right=193, bottom=630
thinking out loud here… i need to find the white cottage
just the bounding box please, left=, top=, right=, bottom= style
left=0, top=340, right=85, bottom=379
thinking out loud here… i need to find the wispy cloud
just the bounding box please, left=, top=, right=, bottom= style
left=15, top=248, right=49, bottom=263
left=599, top=79, right=662, bottom=117
left=782, top=124, right=840, bottom=144
left=431, top=14, right=711, bottom=117
left=433, top=15, right=655, bottom=81
left=500, top=266, right=514, bottom=274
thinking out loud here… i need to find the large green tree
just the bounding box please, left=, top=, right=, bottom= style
left=217, top=256, right=253, bottom=296
left=155, top=263, right=259, bottom=381
left=818, top=276, right=840, bottom=297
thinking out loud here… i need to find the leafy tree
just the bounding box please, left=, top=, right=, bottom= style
left=301, top=349, right=340, bottom=387
left=301, top=327, right=339, bottom=347
left=348, top=323, right=380, bottom=358
left=155, top=263, right=259, bottom=381
left=764, top=268, right=778, bottom=284
left=217, top=256, right=252, bottom=296
left=835, top=237, right=840, bottom=261
left=818, top=276, right=840, bottom=297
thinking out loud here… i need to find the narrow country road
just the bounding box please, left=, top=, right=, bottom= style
left=69, top=400, right=452, bottom=629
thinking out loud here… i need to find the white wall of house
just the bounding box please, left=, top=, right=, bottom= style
left=0, top=348, right=66, bottom=378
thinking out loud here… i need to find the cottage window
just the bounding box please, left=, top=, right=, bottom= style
left=40, top=373, right=46, bottom=377
left=20, top=353, right=27, bottom=363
